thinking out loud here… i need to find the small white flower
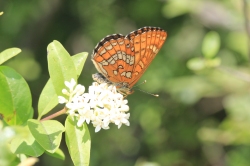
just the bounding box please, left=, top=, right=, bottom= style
left=94, top=125, right=101, bottom=133
left=62, top=89, right=70, bottom=96
left=58, top=96, right=67, bottom=104
left=77, top=106, right=92, bottom=125
left=58, top=78, right=130, bottom=132
left=119, top=105, right=129, bottom=112
left=73, top=84, right=85, bottom=96
left=65, top=78, right=76, bottom=92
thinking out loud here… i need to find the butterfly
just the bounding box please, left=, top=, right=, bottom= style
left=91, top=26, right=167, bottom=96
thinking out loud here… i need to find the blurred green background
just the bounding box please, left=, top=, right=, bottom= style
left=1, top=0, right=250, bottom=166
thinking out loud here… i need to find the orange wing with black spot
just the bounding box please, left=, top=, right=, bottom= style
left=92, top=27, right=167, bottom=94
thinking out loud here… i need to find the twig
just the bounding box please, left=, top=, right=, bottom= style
left=40, top=107, right=67, bottom=121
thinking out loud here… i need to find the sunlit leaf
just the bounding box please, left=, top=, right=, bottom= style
left=0, top=66, right=33, bottom=125
left=45, top=148, right=65, bottom=160
left=37, top=80, right=58, bottom=120
left=187, top=57, right=206, bottom=71
left=47, top=40, right=77, bottom=97
left=72, top=52, right=88, bottom=76
left=202, top=31, right=220, bottom=59
left=38, top=51, right=88, bottom=119
left=0, top=48, right=21, bottom=65
left=10, top=125, right=44, bottom=157
left=65, top=116, right=91, bottom=166
left=28, top=119, right=65, bottom=153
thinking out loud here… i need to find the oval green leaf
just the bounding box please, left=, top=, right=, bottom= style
left=47, top=40, right=77, bottom=97
left=10, top=125, right=44, bottom=157
left=0, top=48, right=21, bottom=65
left=38, top=79, right=58, bottom=119
left=45, top=148, right=65, bottom=160
left=65, top=116, right=91, bottom=166
left=202, top=31, right=220, bottom=59
left=186, top=57, right=206, bottom=71
left=0, top=66, right=33, bottom=125
left=38, top=51, right=88, bottom=119
left=72, top=52, right=88, bottom=76
left=28, top=119, right=65, bottom=153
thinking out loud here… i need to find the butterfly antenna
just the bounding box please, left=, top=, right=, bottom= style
left=133, top=80, right=147, bottom=88
left=135, top=88, right=159, bottom=97
left=134, top=80, right=159, bottom=97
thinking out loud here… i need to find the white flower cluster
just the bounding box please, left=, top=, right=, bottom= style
left=58, top=79, right=130, bottom=132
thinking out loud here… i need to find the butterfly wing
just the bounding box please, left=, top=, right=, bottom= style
left=126, top=27, right=167, bottom=88
left=92, top=27, right=167, bottom=90
left=92, top=34, right=136, bottom=85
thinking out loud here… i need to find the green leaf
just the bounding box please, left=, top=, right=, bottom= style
left=0, top=66, right=33, bottom=125
left=28, top=119, right=65, bottom=153
left=38, top=52, right=88, bottom=119
left=65, top=116, right=91, bottom=166
left=45, top=148, right=65, bottom=160
left=10, top=125, right=44, bottom=157
left=72, top=52, right=88, bottom=76
left=187, top=57, right=221, bottom=71
left=0, top=48, right=21, bottom=65
left=187, top=57, right=206, bottom=71
left=38, top=80, right=58, bottom=119
left=202, top=31, right=220, bottom=59
left=47, top=40, right=77, bottom=97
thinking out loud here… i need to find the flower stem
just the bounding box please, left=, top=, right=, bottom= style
left=40, top=107, right=67, bottom=121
